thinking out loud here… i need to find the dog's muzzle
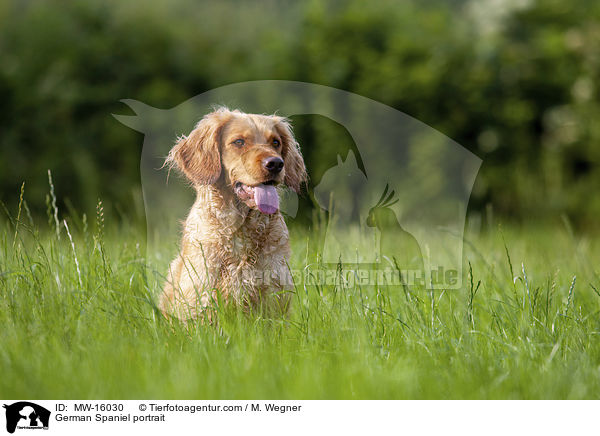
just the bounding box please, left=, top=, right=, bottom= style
left=234, top=181, right=279, bottom=214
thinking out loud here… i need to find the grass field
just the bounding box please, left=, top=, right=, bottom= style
left=1, top=194, right=600, bottom=399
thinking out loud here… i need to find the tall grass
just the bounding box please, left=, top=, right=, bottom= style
left=1, top=182, right=600, bottom=398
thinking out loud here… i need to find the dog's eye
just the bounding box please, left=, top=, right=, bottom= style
left=272, top=139, right=280, bottom=147
left=233, top=139, right=245, bottom=147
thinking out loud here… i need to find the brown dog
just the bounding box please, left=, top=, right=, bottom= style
left=159, top=107, right=307, bottom=320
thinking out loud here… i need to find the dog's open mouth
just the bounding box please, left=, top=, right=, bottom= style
left=234, top=181, right=279, bottom=214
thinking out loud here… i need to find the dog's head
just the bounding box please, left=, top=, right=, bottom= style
left=166, top=107, right=307, bottom=214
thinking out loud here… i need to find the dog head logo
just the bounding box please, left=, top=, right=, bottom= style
left=3, top=402, right=50, bottom=433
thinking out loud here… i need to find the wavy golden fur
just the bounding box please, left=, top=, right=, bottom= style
left=159, top=107, right=307, bottom=320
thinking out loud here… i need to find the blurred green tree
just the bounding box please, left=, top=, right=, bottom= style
left=0, top=0, right=598, bottom=226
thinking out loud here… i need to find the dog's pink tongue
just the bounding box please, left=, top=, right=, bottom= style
left=254, top=184, right=279, bottom=214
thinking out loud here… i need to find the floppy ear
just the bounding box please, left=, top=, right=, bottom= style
left=276, top=117, right=308, bottom=193
left=166, top=109, right=231, bottom=185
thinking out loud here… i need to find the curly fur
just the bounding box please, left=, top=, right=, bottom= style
left=159, top=107, right=307, bottom=320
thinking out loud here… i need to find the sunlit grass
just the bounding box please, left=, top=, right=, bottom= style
left=1, top=188, right=600, bottom=399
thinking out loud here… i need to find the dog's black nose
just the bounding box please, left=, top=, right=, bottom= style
left=263, top=156, right=284, bottom=174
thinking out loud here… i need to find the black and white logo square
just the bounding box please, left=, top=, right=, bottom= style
left=3, top=402, right=50, bottom=434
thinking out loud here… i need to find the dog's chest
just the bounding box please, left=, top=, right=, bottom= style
left=228, top=211, right=287, bottom=262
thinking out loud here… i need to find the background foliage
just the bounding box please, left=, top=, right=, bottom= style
left=1, top=0, right=599, bottom=226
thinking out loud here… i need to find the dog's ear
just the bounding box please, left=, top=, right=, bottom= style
left=275, top=117, right=308, bottom=193
left=166, top=109, right=232, bottom=185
